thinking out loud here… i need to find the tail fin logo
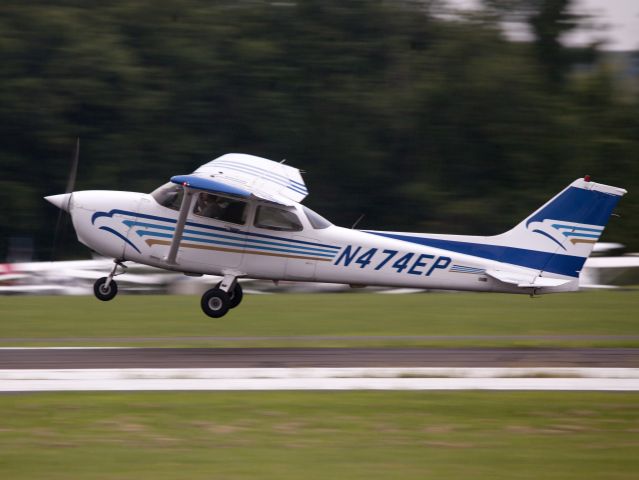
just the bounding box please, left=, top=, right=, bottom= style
left=527, top=219, right=603, bottom=251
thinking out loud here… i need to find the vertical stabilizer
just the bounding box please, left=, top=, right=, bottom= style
left=495, top=177, right=626, bottom=277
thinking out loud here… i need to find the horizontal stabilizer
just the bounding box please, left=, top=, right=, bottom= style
left=486, top=270, right=573, bottom=289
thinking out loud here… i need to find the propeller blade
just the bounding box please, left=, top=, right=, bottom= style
left=52, top=138, right=80, bottom=260
left=64, top=137, right=80, bottom=207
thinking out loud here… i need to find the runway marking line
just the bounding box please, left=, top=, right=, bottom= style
left=2, top=368, right=639, bottom=392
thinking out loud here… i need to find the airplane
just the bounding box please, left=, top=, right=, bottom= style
left=45, top=153, right=627, bottom=318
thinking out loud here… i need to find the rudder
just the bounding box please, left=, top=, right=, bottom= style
left=497, top=176, right=627, bottom=276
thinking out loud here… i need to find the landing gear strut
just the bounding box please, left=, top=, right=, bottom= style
left=219, top=281, right=243, bottom=309
left=200, top=275, right=243, bottom=318
left=94, top=260, right=126, bottom=301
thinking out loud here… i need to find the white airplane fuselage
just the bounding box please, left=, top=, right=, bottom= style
left=62, top=189, right=567, bottom=295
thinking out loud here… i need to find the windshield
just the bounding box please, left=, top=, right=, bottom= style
left=302, top=205, right=332, bottom=229
left=150, top=183, right=184, bottom=211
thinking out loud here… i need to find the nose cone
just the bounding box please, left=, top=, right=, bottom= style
left=45, top=193, right=72, bottom=212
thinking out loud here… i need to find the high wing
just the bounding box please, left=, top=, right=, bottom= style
left=165, top=153, right=307, bottom=264
left=172, top=153, right=308, bottom=206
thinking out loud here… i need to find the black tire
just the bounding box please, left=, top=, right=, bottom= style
left=216, top=281, right=243, bottom=309
left=201, top=288, right=230, bottom=318
left=229, top=282, right=243, bottom=309
left=94, top=277, right=118, bottom=301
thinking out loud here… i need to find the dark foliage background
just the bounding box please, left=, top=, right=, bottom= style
left=1, top=0, right=637, bottom=260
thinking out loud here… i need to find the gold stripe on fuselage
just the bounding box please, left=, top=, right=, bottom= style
left=145, top=239, right=333, bottom=262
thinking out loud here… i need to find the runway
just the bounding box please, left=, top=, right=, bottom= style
left=3, top=335, right=638, bottom=344
left=2, top=347, right=638, bottom=369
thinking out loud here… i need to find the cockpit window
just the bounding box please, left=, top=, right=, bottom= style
left=193, top=193, right=247, bottom=225
left=150, top=183, right=184, bottom=211
left=254, top=205, right=303, bottom=232
left=302, top=205, right=332, bottom=229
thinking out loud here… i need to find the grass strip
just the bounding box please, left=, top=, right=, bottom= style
left=1, top=391, right=637, bottom=479
left=1, top=290, right=638, bottom=347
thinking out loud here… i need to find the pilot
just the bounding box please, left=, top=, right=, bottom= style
left=195, top=194, right=222, bottom=219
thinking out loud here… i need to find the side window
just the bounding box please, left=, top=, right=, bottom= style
left=254, top=205, right=303, bottom=232
left=150, top=183, right=184, bottom=211
left=193, top=193, right=247, bottom=225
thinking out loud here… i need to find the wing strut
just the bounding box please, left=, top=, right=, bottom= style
left=166, top=187, right=195, bottom=265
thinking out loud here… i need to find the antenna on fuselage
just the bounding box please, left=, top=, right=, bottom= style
left=351, top=213, right=365, bottom=229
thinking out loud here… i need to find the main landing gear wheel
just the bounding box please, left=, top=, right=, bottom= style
left=201, top=288, right=230, bottom=318
left=217, top=281, right=243, bottom=309
left=94, top=277, right=118, bottom=301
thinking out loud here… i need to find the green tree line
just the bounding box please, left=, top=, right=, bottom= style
left=1, top=0, right=637, bottom=260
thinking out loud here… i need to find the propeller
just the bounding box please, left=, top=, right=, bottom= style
left=51, top=137, right=80, bottom=260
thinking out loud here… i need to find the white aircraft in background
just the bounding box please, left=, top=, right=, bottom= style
left=0, top=259, right=186, bottom=295
left=581, top=243, right=639, bottom=288
left=45, top=153, right=627, bottom=318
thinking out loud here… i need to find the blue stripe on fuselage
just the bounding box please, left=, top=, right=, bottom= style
left=123, top=220, right=337, bottom=255
left=138, top=230, right=335, bottom=258
left=364, top=231, right=585, bottom=277
left=92, top=209, right=339, bottom=251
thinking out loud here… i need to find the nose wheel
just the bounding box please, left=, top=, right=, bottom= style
left=93, top=260, right=126, bottom=301
left=94, top=277, right=118, bottom=301
left=201, top=276, right=243, bottom=318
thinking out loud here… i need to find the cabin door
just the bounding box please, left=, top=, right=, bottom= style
left=284, top=235, right=318, bottom=280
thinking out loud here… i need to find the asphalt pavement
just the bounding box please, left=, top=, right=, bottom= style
left=1, top=347, right=637, bottom=369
